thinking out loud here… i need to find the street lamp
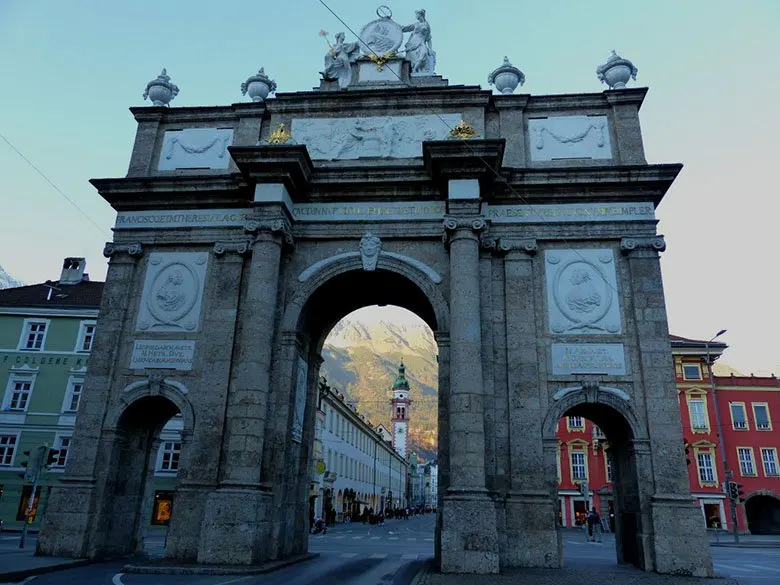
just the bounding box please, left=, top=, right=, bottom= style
left=705, top=329, right=738, bottom=543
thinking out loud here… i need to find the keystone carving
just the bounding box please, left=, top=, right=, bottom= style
left=620, top=236, right=666, bottom=255
left=212, top=240, right=253, bottom=257
left=359, top=232, right=382, bottom=271
left=103, top=242, right=144, bottom=258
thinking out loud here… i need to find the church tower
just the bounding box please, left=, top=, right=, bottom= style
left=390, top=362, right=411, bottom=458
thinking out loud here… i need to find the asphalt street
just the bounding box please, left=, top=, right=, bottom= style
left=2, top=517, right=778, bottom=585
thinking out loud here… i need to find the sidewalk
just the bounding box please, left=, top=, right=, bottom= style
left=413, top=562, right=738, bottom=585
left=0, top=534, right=91, bottom=583
left=709, top=531, right=780, bottom=548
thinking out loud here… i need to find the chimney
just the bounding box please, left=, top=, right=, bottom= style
left=59, top=257, right=87, bottom=285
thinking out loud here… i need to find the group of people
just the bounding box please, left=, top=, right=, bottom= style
left=585, top=507, right=603, bottom=542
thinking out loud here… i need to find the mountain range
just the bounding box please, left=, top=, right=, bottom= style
left=0, top=264, right=23, bottom=289
left=321, top=307, right=438, bottom=462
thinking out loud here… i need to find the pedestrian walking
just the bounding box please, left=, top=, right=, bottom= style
left=586, top=507, right=602, bottom=542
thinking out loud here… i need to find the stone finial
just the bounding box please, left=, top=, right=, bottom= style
left=142, top=68, right=179, bottom=106
left=241, top=68, right=277, bottom=102
left=596, top=50, right=638, bottom=89
left=488, top=56, right=525, bottom=94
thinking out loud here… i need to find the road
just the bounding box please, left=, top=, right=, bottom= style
left=3, top=518, right=779, bottom=584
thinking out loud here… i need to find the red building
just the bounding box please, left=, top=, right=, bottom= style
left=555, top=334, right=780, bottom=534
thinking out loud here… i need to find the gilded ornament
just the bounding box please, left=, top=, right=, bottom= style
left=448, top=119, right=476, bottom=140
left=367, top=51, right=396, bottom=71
left=268, top=123, right=292, bottom=145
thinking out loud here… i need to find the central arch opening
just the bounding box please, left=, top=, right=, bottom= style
left=292, top=266, right=444, bottom=558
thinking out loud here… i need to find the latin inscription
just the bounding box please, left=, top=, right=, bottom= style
left=292, top=202, right=446, bottom=221
left=551, top=343, right=627, bottom=375
left=130, top=340, right=196, bottom=371
left=488, top=203, right=654, bottom=223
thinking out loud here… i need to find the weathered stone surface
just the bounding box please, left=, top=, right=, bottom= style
left=38, top=79, right=709, bottom=576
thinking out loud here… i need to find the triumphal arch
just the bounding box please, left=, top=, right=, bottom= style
left=38, top=8, right=713, bottom=576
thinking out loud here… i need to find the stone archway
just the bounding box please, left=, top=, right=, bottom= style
left=543, top=383, right=648, bottom=569
left=745, top=491, right=780, bottom=534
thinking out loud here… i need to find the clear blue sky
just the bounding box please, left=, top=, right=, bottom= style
left=1, top=1, right=778, bottom=374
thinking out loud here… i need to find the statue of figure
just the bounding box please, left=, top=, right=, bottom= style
left=359, top=232, right=382, bottom=271
left=401, top=9, right=436, bottom=75
left=321, top=32, right=361, bottom=88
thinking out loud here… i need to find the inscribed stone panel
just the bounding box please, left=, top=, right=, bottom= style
left=158, top=128, right=234, bottom=170
left=528, top=116, right=611, bottom=161
left=136, top=252, right=208, bottom=332
left=545, top=249, right=621, bottom=334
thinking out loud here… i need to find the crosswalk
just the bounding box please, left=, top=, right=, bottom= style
left=715, top=562, right=780, bottom=576
left=323, top=552, right=430, bottom=561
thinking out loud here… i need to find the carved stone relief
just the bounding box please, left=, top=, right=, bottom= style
left=545, top=249, right=621, bottom=334
left=158, top=128, right=234, bottom=170
left=528, top=116, right=612, bottom=161
left=136, top=252, right=209, bottom=332
left=291, top=357, right=308, bottom=443
left=359, top=233, right=382, bottom=271
left=291, top=114, right=463, bottom=160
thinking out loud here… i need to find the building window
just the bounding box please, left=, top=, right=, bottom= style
left=328, top=408, right=333, bottom=433
left=761, top=448, right=779, bottom=476
left=738, top=447, right=756, bottom=476
left=51, top=436, right=71, bottom=468
left=606, top=451, right=614, bottom=482
left=568, top=416, right=584, bottom=430
left=152, top=490, right=174, bottom=525
left=158, top=441, right=181, bottom=471
left=697, top=452, right=715, bottom=483
left=75, top=321, right=96, bottom=352
left=730, top=403, right=748, bottom=430
left=18, top=320, right=48, bottom=351
left=62, top=377, right=84, bottom=412
left=682, top=364, right=702, bottom=380
left=0, top=434, right=18, bottom=466
left=8, top=380, right=32, bottom=411
left=571, top=451, right=586, bottom=481
left=753, top=403, right=772, bottom=431
left=688, top=398, right=709, bottom=431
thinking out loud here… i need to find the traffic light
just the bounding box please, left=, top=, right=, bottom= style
left=684, top=441, right=691, bottom=466
left=728, top=481, right=745, bottom=502
left=46, top=448, right=60, bottom=467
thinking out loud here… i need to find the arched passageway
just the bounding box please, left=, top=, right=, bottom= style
left=746, top=494, right=780, bottom=534
left=92, top=395, right=182, bottom=558
left=547, top=392, right=646, bottom=570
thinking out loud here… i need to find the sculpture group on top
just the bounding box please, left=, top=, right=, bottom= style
left=140, top=8, right=640, bottom=105
left=320, top=6, right=436, bottom=88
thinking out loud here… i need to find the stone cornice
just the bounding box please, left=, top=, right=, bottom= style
left=130, top=102, right=265, bottom=124
left=229, top=145, right=313, bottom=199
left=523, top=87, right=647, bottom=113
left=499, top=163, right=682, bottom=205
left=604, top=87, right=649, bottom=110
left=91, top=174, right=248, bottom=212
left=481, top=236, right=538, bottom=255
left=492, top=94, right=531, bottom=110
left=423, top=139, right=506, bottom=192
left=267, top=85, right=491, bottom=115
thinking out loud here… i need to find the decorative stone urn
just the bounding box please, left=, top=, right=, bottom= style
left=142, top=69, right=179, bottom=106
left=488, top=56, right=525, bottom=95
left=596, top=50, right=638, bottom=89
left=241, top=68, right=277, bottom=102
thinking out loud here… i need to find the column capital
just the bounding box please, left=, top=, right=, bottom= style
left=482, top=236, right=538, bottom=256
left=212, top=239, right=253, bottom=257
left=244, top=218, right=294, bottom=247
left=443, top=217, right=487, bottom=247
left=620, top=235, right=666, bottom=255
left=103, top=242, right=143, bottom=259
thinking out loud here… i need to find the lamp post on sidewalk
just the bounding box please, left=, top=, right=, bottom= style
left=705, top=329, right=738, bottom=543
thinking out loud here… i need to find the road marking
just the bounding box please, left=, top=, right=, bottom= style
left=389, top=537, right=398, bottom=540
left=370, top=553, right=387, bottom=559
left=332, top=535, right=345, bottom=540
left=406, top=538, right=417, bottom=541
left=352, top=536, right=363, bottom=539
left=746, top=563, right=780, bottom=572
left=340, top=552, right=358, bottom=558
left=424, top=538, right=433, bottom=541
left=716, top=563, right=756, bottom=572
left=112, top=575, right=125, bottom=585
left=370, top=536, right=380, bottom=540
left=214, top=577, right=253, bottom=585
left=401, top=554, right=418, bottom=560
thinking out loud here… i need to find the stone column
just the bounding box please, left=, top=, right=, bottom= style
left=198, top=218, right=292, bottom=566
left=493, top=95, right=529, bottom=168
left=605, top=89, right=647, bottom=164
left=620, top=236, right=713, bottom=577
left=440, top=217, right=499, bottom=574
left=498, top=238, right=562, bottom=568
left=37, top=243, right=144, bottom=558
